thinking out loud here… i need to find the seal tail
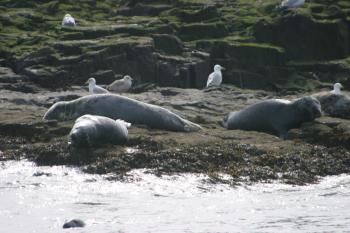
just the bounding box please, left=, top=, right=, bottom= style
left=182, top=119, right=202, bottom=132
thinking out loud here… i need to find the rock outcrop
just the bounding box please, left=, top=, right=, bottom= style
left=1, top=0, right=350, bottom=185
left=1, top=0, right=350, bottom=91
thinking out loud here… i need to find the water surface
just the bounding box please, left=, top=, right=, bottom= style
left=1, top=160, right=350, bottom=232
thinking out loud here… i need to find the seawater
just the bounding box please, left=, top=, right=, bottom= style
left=1, top=160, right=350, bottom=233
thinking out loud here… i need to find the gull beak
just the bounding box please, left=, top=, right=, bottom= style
left=85, top=80, right=89, bottom=84
left=221, top=66, right=225, bottom=70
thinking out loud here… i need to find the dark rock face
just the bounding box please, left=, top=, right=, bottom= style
left=178, top=22, right=229, bottom=41
left=118, top=3, right=172, bottom=16
left=173, top=5, right=220, bottom=23
left=2, top=0, right=350, bottom=91
left=197, top=40, right=287, bottom=89
left=153, top=34, right=183, bottom=55
left=155, top=53, right=210, bottom=88
left=11, top=36, right=209, bottom=89
left=254, top=14, right=349, bottom=60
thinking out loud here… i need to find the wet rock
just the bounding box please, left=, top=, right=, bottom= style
left=290, top=117, right=350, bottom=149
left=0, top=122, right=47, bottom=138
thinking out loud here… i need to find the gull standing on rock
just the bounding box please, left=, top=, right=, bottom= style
left=206, top=64, right=225, bottom=88
left=86, top=78, right=109, bottom=94
left=107, top=75, right=133, bottom=93
left=280, top=0, right=305, bottom=9
left=330, top=82, right=343, bottom=95
left=62, top=14, right=76, bottom=26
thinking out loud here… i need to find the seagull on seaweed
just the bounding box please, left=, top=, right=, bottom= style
left=280, top=0, right=305, bottom=9
left=330, top=82, right=343, bottom=95
left=86, top=78, right=109, bottom=94
left=107, top=75, right=133, bottom=93
left=62, top=14, right=76, bottom=27
left=206, top=64, right=225, bottom=88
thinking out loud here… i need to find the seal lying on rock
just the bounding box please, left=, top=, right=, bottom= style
left=68, top=115, right=130, bottom=148
left=222, top=96, right=322, bottom=139
left=43, top=94, right=202, bottom=132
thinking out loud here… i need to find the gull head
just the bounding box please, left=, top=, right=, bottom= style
left=86, top=77, right=96, bottom=85
left=214, top=64, right=225, bottom=72
left=334, top=82, right=343, bottom=91
left=64, top=14, right=72, bottom=18
left=124, top=75, right=133, bottom=82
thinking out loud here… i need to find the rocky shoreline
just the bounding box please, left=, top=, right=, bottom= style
left=1, top=0, right=350, bottom=185
left=1, top=83, right=350, bottom=185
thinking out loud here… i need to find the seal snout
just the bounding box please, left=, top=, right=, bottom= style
left=221, top=115, right=229, bottom=128
left=311, top=98, right=322, bottom=119
left=68, top=129, right=84, bottom=147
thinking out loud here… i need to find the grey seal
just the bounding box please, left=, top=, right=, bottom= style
left=222, top=96, right=322, bottom=139
left=63, top=219, right=85, bottom=228
left=108, top=75, right=133, bottom=93
left=43, top=94, right=202, bottom=132
left=68, top=115, right=130, bottom=148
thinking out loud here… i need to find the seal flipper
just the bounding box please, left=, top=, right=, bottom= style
left=182, top=119, right=202, bottom=132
